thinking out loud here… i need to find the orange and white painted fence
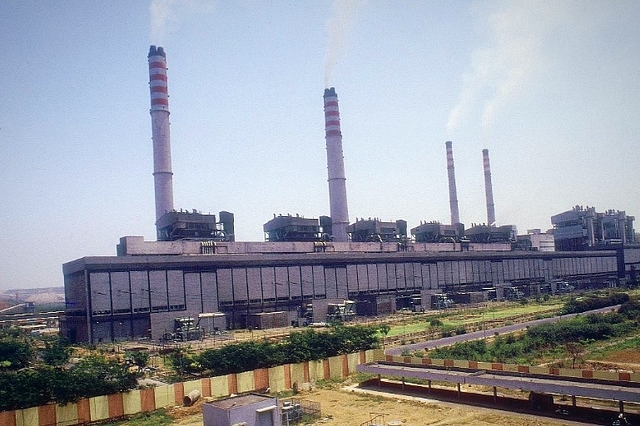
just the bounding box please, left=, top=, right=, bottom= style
left=0, top=350, right=378, bottom=426
left=382, top=353, right=640, bottom=383
left=3, top=349, right=636, bottom=426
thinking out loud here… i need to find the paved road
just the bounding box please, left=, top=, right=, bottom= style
left=386, top=305, right=620, bottom=356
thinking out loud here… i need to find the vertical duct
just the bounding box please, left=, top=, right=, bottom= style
left=482, top=149, right=496, bottom=226
left=323, top=87, right=350, bottom=242
left=445, top=141, right=460, bottom=225
left=148, top=45, right=174, bottom=230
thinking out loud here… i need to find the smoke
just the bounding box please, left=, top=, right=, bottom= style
left=446, top=1, right=567, bottom=139
left=149, top=0, right=213, bottom=44
left=324, top=0, right=366, bottom=88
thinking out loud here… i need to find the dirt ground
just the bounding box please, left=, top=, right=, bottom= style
left=155, top=355, right=640, bottom=426
left=167, top=384, right=589, bottom=426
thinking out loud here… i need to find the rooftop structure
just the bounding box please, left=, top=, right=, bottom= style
left=552, top=206, right=635, bottom=251
left=465, top=224, right=517, bottom=244
left=411, top=221, right=464, bottom=243
left=156, top=210, right=234, bottom=242
left=347, top=218, right=407, bottom=243
left=263, top=214, right=326, bottom=242
left=203, top=394, right=281, bottom=426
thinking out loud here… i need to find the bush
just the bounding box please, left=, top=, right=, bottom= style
left=194, top=325, right=380, bottom=376
left=561, top=292, right=630, bottom=314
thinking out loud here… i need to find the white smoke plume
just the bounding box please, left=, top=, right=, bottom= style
left=324, top=0, right=366, bottom=88
left=149, top=0, right=212, bottom=45
left=446, top=1, right=568, bottom=139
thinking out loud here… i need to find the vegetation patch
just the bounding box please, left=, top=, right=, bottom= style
left=428, top=295, right=640, bottom=366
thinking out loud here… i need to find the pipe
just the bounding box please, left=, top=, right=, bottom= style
left=148, top=45, right=175, bottom=229
left=482, top=149, right=496, bottom=226
left=183, top=389, right=201, bottom=406
left=323, top=87, right=350, bottom=242
left=445, top=141, right=460, bottom=225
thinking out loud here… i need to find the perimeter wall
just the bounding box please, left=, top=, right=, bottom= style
left=0, top=350, right=379, bottom=426
left=3, top=349, right=639, bottom=426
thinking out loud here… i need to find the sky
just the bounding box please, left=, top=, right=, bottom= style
left=1, top=0, right=639, bottom=291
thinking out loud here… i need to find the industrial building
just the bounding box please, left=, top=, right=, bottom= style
left=263, top=214, right=329, bottom=242
left=515, top=229, right=555, bottom=252
left=411, top=221, right=464, bottom=243
left=552, top=206, right=635, bottom=251
left=347, top=218, right=407, bottom=242
left=61, top=46, right=640, bottom=344
left=62, top=235, right=640, bottom=344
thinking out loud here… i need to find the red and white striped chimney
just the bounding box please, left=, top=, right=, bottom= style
left=148, top=45, right=174, bottom=229
left=445, top=141, right=460, bottom=225
left=323, top=87, right=350, bottom=242
left=482, top=148, right=496, bottom=226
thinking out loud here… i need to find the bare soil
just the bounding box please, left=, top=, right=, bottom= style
left=167, top=384, right=589, bottom=426
left=157, top=345, right=640, bottom=425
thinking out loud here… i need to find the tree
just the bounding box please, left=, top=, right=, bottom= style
left=40, top=336, right=72, bottom=366
left=565, top=342, right=585, bottom=369
left=378, top=324, right=391, bottom=348
left=126, top=350, right=149, bottom=372
left=0, top=328, right=35, bottom=370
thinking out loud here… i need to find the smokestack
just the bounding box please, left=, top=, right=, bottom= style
left=148, top=45, right=174, bottom=230
left=445, top=141, right=460, bottom=225
left=482, top=148, right=496, bottom=226
left=323, top=87, right=350, bottom=242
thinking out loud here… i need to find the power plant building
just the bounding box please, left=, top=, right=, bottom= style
left=411, top=222, right=464, bottom=243
left=60, top=46, right=640, bottom=344
left=347, top=218, right=407, bottom=243
left=62, top=238, right=638, bottom=344
left=552, top=206, right=635, bottom=251
left=263, top=215, right=327, bottom=242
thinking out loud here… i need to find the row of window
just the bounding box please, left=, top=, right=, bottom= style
left=83, top=256, right=617, bottom=316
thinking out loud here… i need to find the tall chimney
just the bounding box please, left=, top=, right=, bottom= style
left=148, top=45, right=174, bottom=230
left=482, top=148, right=496, bottom=226
left=323, top=87, right=350, bottom=242
left=445, top=141, right=460, bottom=225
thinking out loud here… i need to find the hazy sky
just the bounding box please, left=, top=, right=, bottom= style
left=1, top=1, right=639, bottom=291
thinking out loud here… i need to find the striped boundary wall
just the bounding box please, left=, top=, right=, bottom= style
left=0, top=350, right=378, bottom=426
left=382, top=354, right=640, bottom=383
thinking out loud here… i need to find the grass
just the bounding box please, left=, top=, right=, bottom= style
left=100, top=409, right=173, bottom=426
left=384, top=299, right=564, bottom=338
left=584, top=335, right=640, bottom=361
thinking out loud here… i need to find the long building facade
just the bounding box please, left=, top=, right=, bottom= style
left=61, top=238, right=640, bottom=344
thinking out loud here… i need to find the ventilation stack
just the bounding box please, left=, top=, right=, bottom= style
left=323, top=87, right=350, bottom=242
left=148, top=45, right=175, bottom=232
left=445, top=141, right=460, bottom=225
left=482, top=149, right=496, bottom=226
